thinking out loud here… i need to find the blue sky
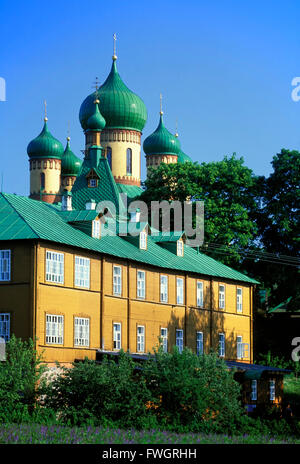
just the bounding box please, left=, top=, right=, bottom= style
left=0, top=0, right=299, bottom=195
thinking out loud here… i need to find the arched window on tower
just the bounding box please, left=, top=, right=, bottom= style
left=126, top=148, right=132, bottom=175
left=107, top=146, right=112, bottom=169
left=40, top=172, right=45, bottom=191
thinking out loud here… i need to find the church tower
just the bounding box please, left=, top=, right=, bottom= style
left=61, top=137, right=82, bottom=192
left=79, top=37, right=147, bottom=187
left=27, top=108, right=64, bottom=203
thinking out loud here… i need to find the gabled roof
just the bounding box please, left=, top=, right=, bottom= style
left=0, top=193, right=259, bottom=284
left=71, top=155, right=123, bottom=213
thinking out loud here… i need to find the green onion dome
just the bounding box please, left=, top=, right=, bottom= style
left=61, top=138, right=82, bottom=176
left=143, top=114, right=181, bottom=156
left=177, top=149, right=193, bottom=163
left=27, top=120, right=64, bottom=159
left=85, top=97, right=106, bottom=131
left=79, top=59, right=147, bottom=132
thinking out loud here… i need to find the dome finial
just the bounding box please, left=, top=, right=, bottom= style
left=175, top=119, right=178, bottom=138
left=92, top=77, right=100, bottom=104
left=112, top=32, right=117, bottom=61
left=67, top=120, right=71, bottom=141
left=160, top=93, right=163, bottom=116
left=44, top=100, right=48, bottom=122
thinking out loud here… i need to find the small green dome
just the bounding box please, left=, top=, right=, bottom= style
left=143, top=114, right=181, bottom=156
left=61, top=139, right=82, bottom=176
left=177, top=149, right=193, bottom=163
left=86, top=99, right=106, bottom=131
left=27, top=120, right=64, bottom=159
left=79, top=59, right=147, bottom=132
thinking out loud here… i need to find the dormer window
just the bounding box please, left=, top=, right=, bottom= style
left=139, top=231, right=147, bottom=250
left=92, top=220, right=100, bottom=239
left=89, top=178, right=98, bottom=188
left=177, top=240, right=184, bottom=256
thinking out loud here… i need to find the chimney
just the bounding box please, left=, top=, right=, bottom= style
left=61, top=192, right=72, bottom=211
left=86, top=199, right=96, bottom=210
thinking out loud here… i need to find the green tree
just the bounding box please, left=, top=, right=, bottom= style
left=254, top=149, right=300, bottom=310
left=142, top=155, right=260, bottom=266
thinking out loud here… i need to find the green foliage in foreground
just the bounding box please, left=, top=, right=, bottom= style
left=1, top=337, right=300, bottom=439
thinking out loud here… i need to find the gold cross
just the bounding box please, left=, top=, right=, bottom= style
left=160, top=93, right=163, bottom=115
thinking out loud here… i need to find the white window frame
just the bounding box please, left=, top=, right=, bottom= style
left=0, top=313, right=10, bottom=341
left=137, top=325, right=145, bottom=353
left=237, top=288, right=243, bottom=313
left=137, top=270, right=146, bottom=299
left=219, top=284, right=225, bottom=309
left=251, top=380, right=257, bottom=401
left=176, top=277, right=184, bottom=305
left=46, top=251, right=64, bottom=284
left=113, top=322, right=121, bottom=350
left=113, top=265, right=122, bottom=296
left=270, top=380, right=276, bottom=401
left=92, top=220, right=100, bottom=238
left=177, top=240, right=184, bottom=256
left=161, top=327, right=168, bottom=353
left=196, top=331, right=203, bottom=356
left=160, top=275, right=168, bottom=303
left=139, top=231, right=147, bottom=250
left=176, top=329, right=184, bottom=354
left=74, top=317, right=90, bottom=347
left=75, top=256, right=90, bottom=289
left=219, top=333, right=225, bottom=357
left=0, top=250, right=11, bottom=281
left=46, top=314, right=64, bottom=345
left=197, top=281, right=203, bottom=307
left=237, top=335, right=243, bottom=359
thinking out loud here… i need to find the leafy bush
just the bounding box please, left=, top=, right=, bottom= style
left=141, top=347, right=246, bottom=433
left=40, top=352, right=154, bottom=428
left=0, top=335, right=49, bottom=423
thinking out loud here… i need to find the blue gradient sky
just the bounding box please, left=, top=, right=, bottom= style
left=0, top=0, right=299, bottom=195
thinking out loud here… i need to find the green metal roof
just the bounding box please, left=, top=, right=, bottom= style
left=143, top=114, right=181, bottom=157
left=117, top=184, right=143, bottom=200
left=177, top=149, right=193, bottom=164
left=71, top=152, right=124, bottom=213
left=27, top=121, right=64, bottom=159
left=61, top=139, right=82, bottom=176
left=0, top=192, right=258, bottom=284
left=79, top=59, right=147, bottom=132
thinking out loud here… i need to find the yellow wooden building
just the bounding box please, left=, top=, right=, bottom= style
left=0, top=50, right=288, bottom=410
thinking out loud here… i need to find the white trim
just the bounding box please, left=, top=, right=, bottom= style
left=137, top=270, right=146, bottom=299
left=177, top=240, right=184, bottom=256
left=113, top=322, right=121, bottom=350
left=46, top=251, right=64, bottom=284
left=113, top=265, right=122, bottom=295
left=196, top=331, right=203, bottom=355
left=0, top=313, right=10, bottom=341
left=75, top=256, right=90, bottom=289
left=196, top=281, right=203, bottom=307
left=219, top=333, right=225, bottom=357
left=0, top=250, right=11, bottom=281
left=92, top=220, right=100, bottom=238
left=74, top=317, right=90, bottom=347
left=237, top=287, right=243, bottom=313
left=237, top=335, right=243, bottom=359
left=176, top=277, right=184, bottom=305
left=46, top=314, right=64, bottom=345
left=160, top=275, right=168, bottom=303
left=139, top=231, right=147, bottom=250
left=219, top=284, right=225, bottom=309
left=161, top=327, right=168, bottom=353
left=176, top=329, right=184, bottom=353
left=137, top=325, right=145, bottom=352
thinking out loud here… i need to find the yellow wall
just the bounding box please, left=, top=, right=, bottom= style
left=0, top=241, right=253, bottom=365
left=29, top=160, right=61, bottom=196
left=101, top=129, right=141, bottom=185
